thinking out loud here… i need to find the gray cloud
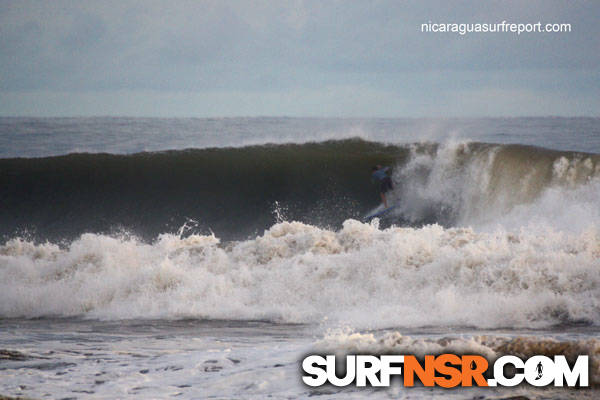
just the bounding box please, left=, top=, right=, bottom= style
left=0, top=0, right=598, bottom=116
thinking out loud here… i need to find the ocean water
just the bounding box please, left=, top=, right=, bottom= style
left=1, top=117, right=599, bottom=399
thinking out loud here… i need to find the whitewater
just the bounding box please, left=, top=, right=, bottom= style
left=1, top=117, right=599, bottom=399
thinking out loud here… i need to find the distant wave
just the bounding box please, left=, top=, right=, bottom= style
left=1, top=139, right=599, bottom=241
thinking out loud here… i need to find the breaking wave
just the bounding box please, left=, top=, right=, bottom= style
left=1, top=139, right=599, bottom=241
left=1, top=139, right=599, bottom=327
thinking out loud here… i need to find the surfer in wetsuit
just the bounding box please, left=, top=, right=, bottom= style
left=371, top=165, right=393, bottom=208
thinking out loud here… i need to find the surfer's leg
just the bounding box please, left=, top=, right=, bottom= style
left=380, top=177, right=392, bottom=207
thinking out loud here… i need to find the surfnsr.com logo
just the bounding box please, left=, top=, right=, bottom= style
left=302, top=354, right=589, bottom=387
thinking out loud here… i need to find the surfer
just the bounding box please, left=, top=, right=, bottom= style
left=371, top=165, right=393, bottom=208
left=535, top=361, right=543, bottom=380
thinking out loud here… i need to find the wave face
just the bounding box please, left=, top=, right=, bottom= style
left=1, top=139, right=599, bottom=242
left=0, top=140, right=401, bottom=242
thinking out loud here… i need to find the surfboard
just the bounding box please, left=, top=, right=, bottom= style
left=364, top=205, right=396, bottom=220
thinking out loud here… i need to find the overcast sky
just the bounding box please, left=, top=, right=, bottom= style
left=0, top=0, right=598, bottom=117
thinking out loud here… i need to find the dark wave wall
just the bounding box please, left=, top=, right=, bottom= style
left=1, top=140, right=401, bottom=242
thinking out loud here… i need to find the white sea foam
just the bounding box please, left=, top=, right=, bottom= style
left=392, top=141, right=600, bottom=232
left=1, top=209, right=599, bottom=327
